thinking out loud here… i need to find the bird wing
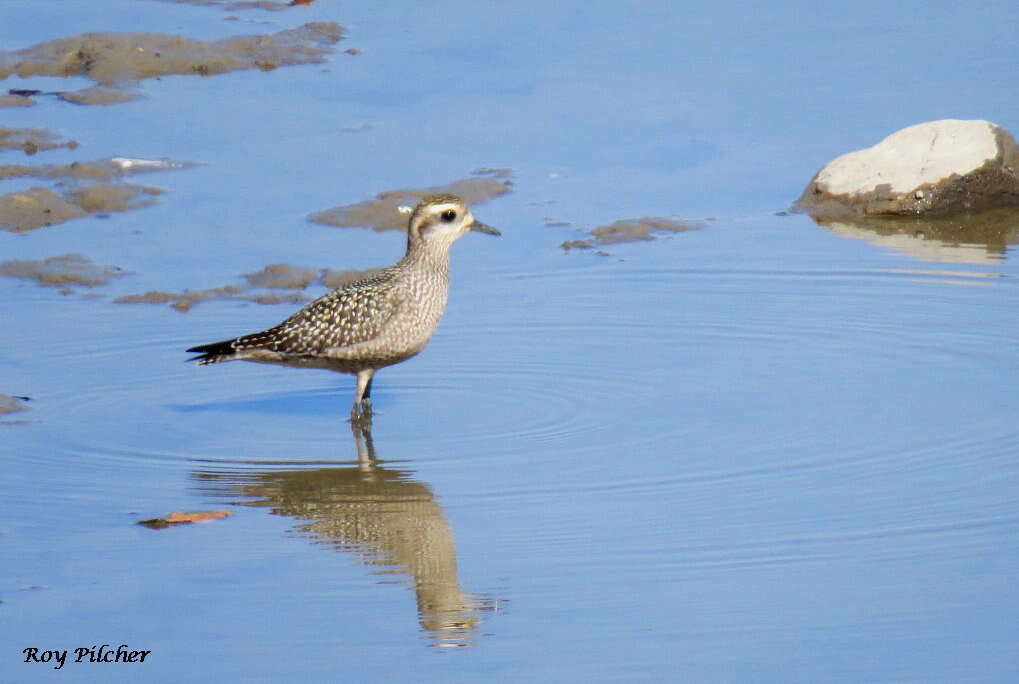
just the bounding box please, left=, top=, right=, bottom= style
left=234, top=269, right=403, bottom=355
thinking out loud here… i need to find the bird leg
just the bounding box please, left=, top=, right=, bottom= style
left=350, top=369, right=375, bottom=423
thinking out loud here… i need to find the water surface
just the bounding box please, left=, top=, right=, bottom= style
left=4, top=1, right=1019, bottom=682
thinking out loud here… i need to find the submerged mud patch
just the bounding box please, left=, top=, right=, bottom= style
left=0, top=188, right=86, bottom=232
left=0, top=157, right=193, bottom=232
left=115, top=285, right=307, bottom=313
left=0, top=257, right=379, bottom=311
left=0, top=157, right=193, bottom=182
left=470, top=166, right=514, bottom=180
left=0, top=126, right=79, bottom=155
left=0, top=22, right=343, bottom=104
left=320, top=268, right=380, bottom=289
left=560, top=217, right=703, bottom=252
left=115, top=263, right=379, bottom=312
left=0, top=394, right=31, bottom=416
left=160, top=0, right=314, bottom=10
left=309, top=174, right=512, bottom=232
left=241, top=263, right=319, bottom=289
left=0, top=93, right=36, bottom=108
left=69, top=183, right=163, bottom=213
left=0, top=254, right=128, bottom=287
left=60, top=86, right=143, bottom=106
left=0, top=183, right=163, bottom=233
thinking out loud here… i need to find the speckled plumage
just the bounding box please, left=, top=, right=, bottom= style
left=187, top=194, right=499, bottom=420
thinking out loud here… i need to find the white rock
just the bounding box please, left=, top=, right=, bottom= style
left=797, top=119, right=1019, bottom=216
left=819, top=120, right=998, bottom=194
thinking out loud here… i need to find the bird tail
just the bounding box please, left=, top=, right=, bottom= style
left=186, top=338, right=238, bottom=365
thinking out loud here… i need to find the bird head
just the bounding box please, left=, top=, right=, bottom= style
left=405, top=194, right=499, bottom=250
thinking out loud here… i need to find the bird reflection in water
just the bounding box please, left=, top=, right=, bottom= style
left=193, top=422, right=495, bottom=647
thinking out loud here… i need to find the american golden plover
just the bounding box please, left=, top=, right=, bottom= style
left=187, top=194, right=499, bottom=421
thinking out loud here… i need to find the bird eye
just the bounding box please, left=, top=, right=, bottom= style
left=440, top=209, right=457, bottom=223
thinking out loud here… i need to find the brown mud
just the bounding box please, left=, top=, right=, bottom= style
left=0, top=254, right=128, bottom=287
left=115, top=263, right=379, bottom=312
left=0, top=188, right=87, bottom=232
left=242, top=263, right=320, bottom=289
left=560, top=217, right=703, bottom=252
left=0, top=183, right=164, bottom=233
left=161, top=0, right=316, bottom=11
left=0, top=154, right=193, bottom=232
left=60, top=86, right=143, bottom=106
left=0, top=93, right=35, bottom=108
left=0, top=394, right=31, bottom=415
left=309, top=173, right=512, bottom=232
left=0, top=22, right=343, bottom=104
left=0, top=126, right=79, bottom=155
left=0, top=157, right=192, bottom=183
left=116, top=286, right=307, bottom=313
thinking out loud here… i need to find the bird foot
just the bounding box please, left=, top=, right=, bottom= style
left=349, top=398, right=373, bottom=425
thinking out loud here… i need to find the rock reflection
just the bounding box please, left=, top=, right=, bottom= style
left=193, top=424, right=493, bottom=647
left=806, top=207, right=1019, bottom=264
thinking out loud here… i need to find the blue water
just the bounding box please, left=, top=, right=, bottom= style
left=3, top=1, right=1019, bottom=682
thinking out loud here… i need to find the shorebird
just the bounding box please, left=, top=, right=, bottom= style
left=187, top=194, right=499, bottom=421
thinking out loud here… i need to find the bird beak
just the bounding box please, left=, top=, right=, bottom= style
left=470, top=220, right=501, bottom=236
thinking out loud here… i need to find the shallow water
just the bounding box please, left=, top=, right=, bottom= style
left=4, top=1, right=1019, bottom=682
